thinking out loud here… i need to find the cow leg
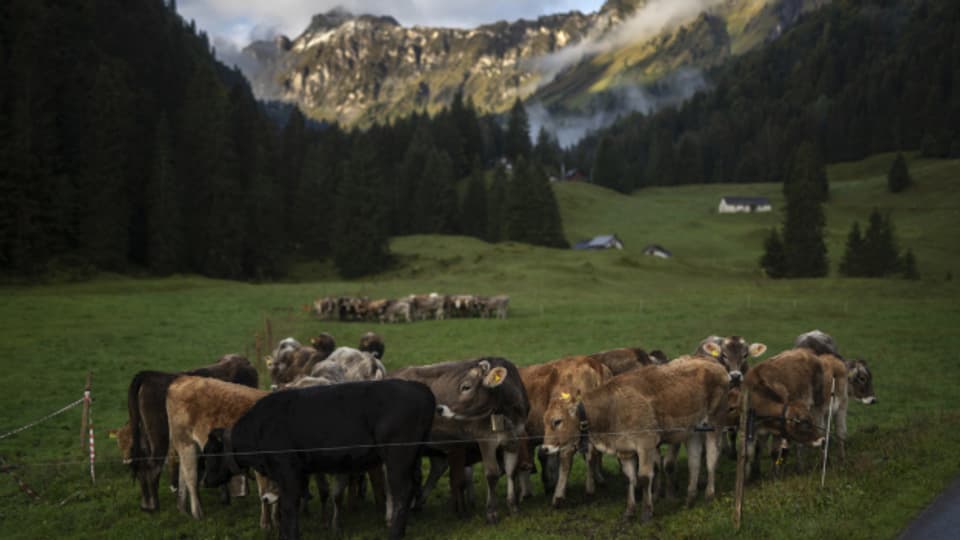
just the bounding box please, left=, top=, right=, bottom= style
left=254, top=472, right=278, bottom=530
left=416, top=454, right=448, bottom=510
left=479, top=442, right=502, bottom=524
left=617, top=451, right=638, bottom=520
left=383, top=464, right=394, bottom=529
left=835, top=407, right=847, bottom=463
left=278, top=475, right=303, bottom=540
left=685, top=435, right=704, bottom=508
left=447, top=449, right=468, bottom=515
left=704, top=431, right=720, bottom=503
left=369, top=465, right=386, bottom=507
left=551, top=447, right=575, bottom=508
left=663, top=443, right=679, bottom=499
left=175, top=445, right=203, bottom=519
left=517, top=435, right=534, bottom=501
left=590, top=447, right=605, bottom=487
left=330, top=474, right=348, bottom=534
left=537, top=446, right=558, bottom=496
left=636, top=446, right=656, bottom=522
left=502, top=448, right=520, bottom=515
left=384, top=458, right=416, bottom=540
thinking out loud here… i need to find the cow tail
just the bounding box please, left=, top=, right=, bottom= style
left=127, top=371, right=149, bottom=477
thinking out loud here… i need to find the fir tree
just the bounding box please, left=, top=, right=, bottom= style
left=780, top=145, right=829, bottom=277
left=838, top=221, right=864, bottom=277
left=486, top=164, right=508, bottom=242
left=460, top=165, right=488, bottom=240
left=887, top=152, right=911, bottom=193
left=533, top=127, right=561, bottom=175
left=505, top=98, right=532, bottom=161
left=145, top=116, right=182, bottom=275
left=760, top=228, right=787, bottom=278
left=861, top=208, right=900, bottom=276
left=592, top=135, right=627, bottom=193
left=333, top=141, right=391, bottom=278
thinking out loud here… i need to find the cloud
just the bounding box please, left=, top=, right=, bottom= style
left=533, top=0, right=725, bottom=82
left=178, top=0, right=604, bottom=46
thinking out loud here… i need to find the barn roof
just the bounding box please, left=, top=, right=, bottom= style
left=721, top=196, right=771, bottom=205
left=573, top=234, right=623, bottom=250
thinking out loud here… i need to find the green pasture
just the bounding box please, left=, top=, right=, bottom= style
left=0, top=154, right=958, bottom=539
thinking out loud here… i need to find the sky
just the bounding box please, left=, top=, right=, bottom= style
left=178, top=1, right=607, bottom=47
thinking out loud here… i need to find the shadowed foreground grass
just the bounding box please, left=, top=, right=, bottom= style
left=0, top=155, right=958, bottom=539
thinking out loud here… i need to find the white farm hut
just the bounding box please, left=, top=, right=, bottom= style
left=718, top=196, right=772, bottom=213
left=573, top=234, right=624, bottom=250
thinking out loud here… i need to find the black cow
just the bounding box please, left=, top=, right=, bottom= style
left=202, top=380, right=435, bottom=540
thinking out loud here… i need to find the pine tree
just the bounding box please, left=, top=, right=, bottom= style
left=506, top=158, right=567, bottom=248
left=784, top=142, right=829, bottom=202
left=861, top=208, right=900, bottom=276
left=887, top=152, right=911, bottom=193
left=460, top=165, right=488, bottom=240
left=413, top=149, right=458, bottom=234
left=505, top=98, right=532, bottom=161
left=144, top=116, right=182, bottom=275
left=760, top=228, right=787, bottom=278
left=838, top=221, right=864, bottom=277
left=396, top=123, right=432, bottom=234
left=901, top=248, right=919, bottom=280
left=487, top=164, right=508, bottom=242
left=533, top=127, right=561, bottom=175
left=780, top=145, right=829, bottom=277
left=592, top=135, right=627, bottom=193
left=333, top=140, right=391, bottom=278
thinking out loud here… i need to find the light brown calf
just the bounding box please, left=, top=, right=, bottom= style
left=518, top=355, right=613, bottom=504
left=165, top=376, right=271, bottom=525
left=587, top=348, right=658, bottom=375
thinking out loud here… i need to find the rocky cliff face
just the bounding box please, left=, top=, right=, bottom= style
left=241, top=0, right=826, bottom=127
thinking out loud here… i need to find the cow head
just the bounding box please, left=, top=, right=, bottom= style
left=110, top=423, right=133, bottom=464
left=358, top=331, right=385, bottom=360
left=200, top=428, right=235, bottom=489
left=541, top=390, right=582, bottom=454
left=758, top=401, right=822, bottom=446
left=700, top=336, right=767, bottom=383
left=310, top=333, right=337, bottom=358
left=845, top=359, right=877, bottom=404
left=434, top=359, right=510, bottom=420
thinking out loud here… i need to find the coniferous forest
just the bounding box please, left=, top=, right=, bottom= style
left=0, top=1, right=566, bottom=281
left=567, top=0, right=960, bottom=192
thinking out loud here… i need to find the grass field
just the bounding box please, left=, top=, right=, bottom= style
left=1, top=153, right=958, bottom=539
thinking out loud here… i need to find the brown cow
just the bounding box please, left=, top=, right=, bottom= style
left=587, top=348, right=659, bottom=375
left=743, top=348, right=848, bottom=477
left=165, top=376, right=272, bottom=525
left=389, top=357, right=528, bottom=523
left=517, top=355, right=613, bottom=505
left=267, top=336, right=336, bottom=388
left=358, top=331, right=385, bottom=360
left=543, top=358, right=732, bottom=519
left=695, top=335, right=767, bottom=383
left=794, top=330, right=877, bottom=405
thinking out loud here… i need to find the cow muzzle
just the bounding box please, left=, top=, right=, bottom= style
left=261, top=492, right=279, bottom=504
left=810, top=437, right=826, bottom=448
left=861, top=396, right=877, bottom=405
left=728, top=370, right=743, bottom=384
left=541, top=445, right=561, bottom=455
left=436, top=405, right=456, bottom=418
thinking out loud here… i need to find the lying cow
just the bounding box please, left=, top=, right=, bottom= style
left=517, top=355, right=612, bottom=504
left=125, top=355, right=259, bottom=511
left=794, top=329, right=877, bottom=404
left=390, top=357, right=529, bottom=523
left=165, top=376, right=272, bottom=526
left=543, top=358, right=731, bottom=520
left=743, top=348, right=848, bottom=477
left=202, top=380, right=436, bottom=540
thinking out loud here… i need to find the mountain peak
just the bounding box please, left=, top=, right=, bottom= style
left=305, top=7, right=399, bottom=34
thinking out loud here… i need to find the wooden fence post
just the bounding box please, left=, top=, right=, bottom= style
left=734, top=387, right=750, bottom=531
left=265, top=317, right=273, bottom=355
left=80, top=372, right=91, bottom=455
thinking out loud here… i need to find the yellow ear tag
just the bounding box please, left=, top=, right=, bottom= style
left=493, top=372, right=502, bottom=383
left=711, top=350, right=720, bottom=358
left=108, top=432, right=118, bottom=440
left=560, top=392, right=571, bottom=401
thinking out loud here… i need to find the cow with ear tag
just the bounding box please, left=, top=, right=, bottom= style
left=695, top=335, right=767, bottom=383
left=389, top=357, right=529, bottom=524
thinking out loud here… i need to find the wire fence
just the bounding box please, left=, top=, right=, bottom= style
left=0, top=398, right=84, bottom=441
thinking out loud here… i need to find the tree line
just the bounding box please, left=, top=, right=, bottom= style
left=0, top=0, right=566, bottom=281
left=566, top=0, right=960, bottom=193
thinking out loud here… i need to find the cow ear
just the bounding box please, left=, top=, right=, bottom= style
left=703, top=342, right=721, bottom=358
left=478, top=359, right=491, bottom=373
left=483, top=366, right=508, bottom=388
left=749, top=343, right=767, bottom=357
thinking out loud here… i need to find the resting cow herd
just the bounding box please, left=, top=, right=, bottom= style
left=119, top=329, right=876, bottom=539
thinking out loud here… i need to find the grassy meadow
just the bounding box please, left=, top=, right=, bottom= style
left=1, top=153, right=958, bottom=539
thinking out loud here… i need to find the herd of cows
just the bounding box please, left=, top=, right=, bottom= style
left=312, top=293, right=510, bottom=323
left=119, top=329, right=876, bottom=539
